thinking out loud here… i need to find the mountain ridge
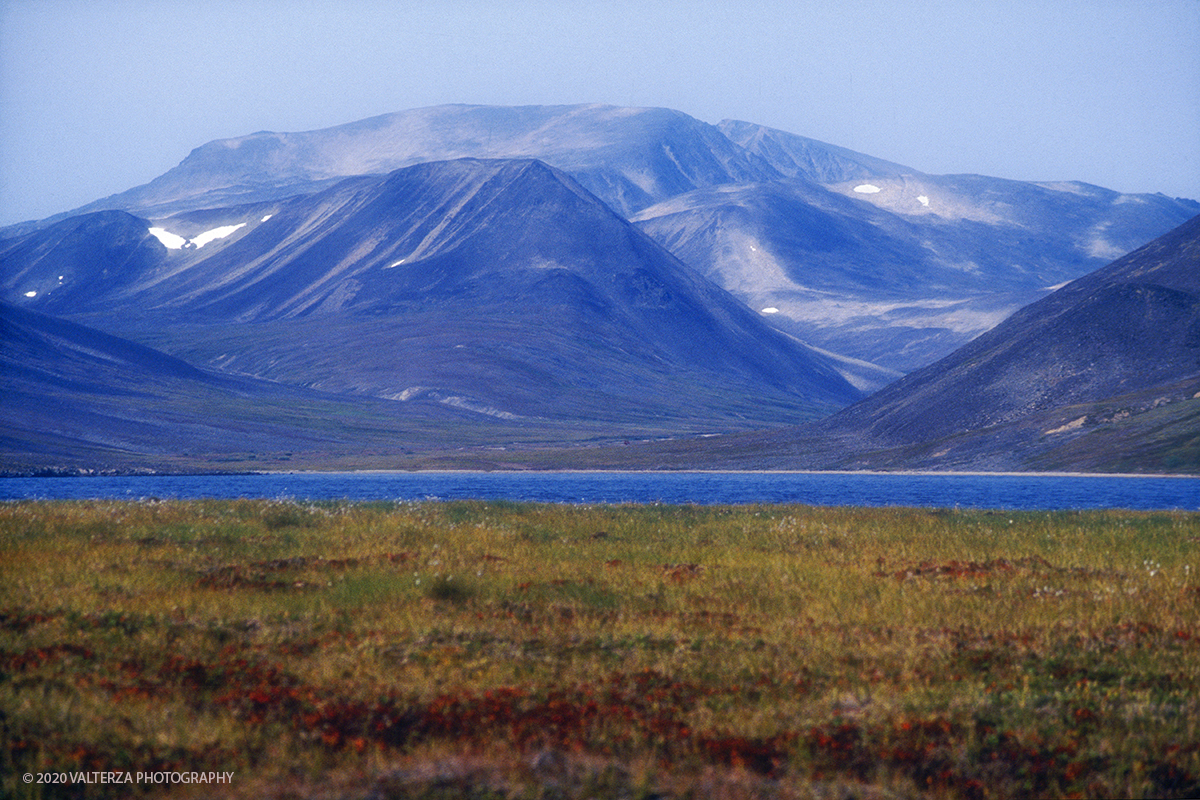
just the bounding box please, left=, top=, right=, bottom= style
left=4, top=157, right=862, bottom=438
left=826, top=213, right=1200, bottom=444
left=8, top=103, right=1196, bottom=380
left=55, top=105, right=786, bottom=221
left=633, top=172, right=1199, bottom=373
left=3, top=104, right=1197, bottom=473
left=24, top=102, right=1190, bottom=378
left=769, top=212, right=1200, bottom=472
left=327, top=213, right=1200, bottom=474
left=716, top=119, right=915, bottom=183
left=0, top=299, right=641, bottom=475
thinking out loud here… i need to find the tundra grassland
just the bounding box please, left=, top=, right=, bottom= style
left=1, top=499, right=1198, bottom=799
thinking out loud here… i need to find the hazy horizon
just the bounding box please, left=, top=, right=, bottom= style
left=1, top=0, right=1198, bottom=227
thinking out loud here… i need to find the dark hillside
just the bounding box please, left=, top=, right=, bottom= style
left=786, top=214, right=1200, bottom=471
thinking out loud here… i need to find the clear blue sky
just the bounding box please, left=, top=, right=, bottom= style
left=1, top=0, right=1198, bottom=226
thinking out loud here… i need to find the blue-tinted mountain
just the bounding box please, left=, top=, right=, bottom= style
left=63, top=104, right=780, bottom=220
left=33, top=103, right=1195, bottom=379
left=812, top=213, right=1200, bottom=470
left=3, top=158, right=862, bottom=439
left=0, top=300, right=628, bottom=474
left=10, top=102, right=1192, bottom=383
left=716, top=119, right=913, bottom=183
left=4, top=104, right=1198, bottom=472
left=633, top=173, right=1199, bottom=374
left=0, top=300, right=328, bottom=469
left=0, top=211, right=169, bottom=313
left=565, top=215, right=1200, bottom=472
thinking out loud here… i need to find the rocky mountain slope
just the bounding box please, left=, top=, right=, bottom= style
left=62, top=105, right=778, bottom=220
left=632, top=168, right=1198, bottom=374
left=27, top=104, right=1195, bottom=379
left=802, top=213, right=1200, bottom=472
left=0, top=297, right=736, bottom=475
left=2, top=158, right=861, bottom=444
left=827, top=213, right=1200, bottom=438
left=716, top=119, right=913, bottom=183
left=3, top=104, right=1197, bottom=473
left=0, top=301, right=433, bottom=472
left=541, top=214, right=1200, bottom=473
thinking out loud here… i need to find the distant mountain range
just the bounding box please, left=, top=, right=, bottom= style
left=1, top=104, right=1197, bottom=474
left=1, top=155, right=862, bottom=472
left=31, top=104, right=1194, bottom=378
left=57, top=105, right=778, bottom=219
left=583, top=214, right=1200, bottom=473
left=633, top=169, right=1196, bottom=372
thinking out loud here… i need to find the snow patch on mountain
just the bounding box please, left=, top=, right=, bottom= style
left=191, top=223, right=247, bottom=248
left=149, top=222, right=248, bottom=250
left=836, top=178, right=1011, bottom=224
left=781, top=293, right=1015, bottom=335
left=148, top=227, right=187, bottom=249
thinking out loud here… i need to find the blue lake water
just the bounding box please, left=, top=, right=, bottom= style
left=0, top=471, right=1197, bottom=510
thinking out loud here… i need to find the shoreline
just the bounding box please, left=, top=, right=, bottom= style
left=4, top=468, right=1198, bottom=480
left=3, top=470, right=1196, bottom=513
left=253, top=468, right=1200, bottom=479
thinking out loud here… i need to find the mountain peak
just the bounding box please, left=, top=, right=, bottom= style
left=6, top=155, right=860, bottom=427
left=58, top=104, right=780, bottom=220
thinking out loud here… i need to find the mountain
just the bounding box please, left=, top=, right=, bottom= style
left=1, top=299, right=720, bottom=474
left=716, top=119, right=913, bottom=183
left=0, top=300, right=395, bottom=472
left=36, top=103, right=1196, bottom=380
left=0, top=210, right=169, bottom=311
left=4, top=103, right=1198, bottom=474
left=633, top=173, right=1200, bottom=375
left=63, top=104, right=780, bottom=220
left=0, top=299, right=270, bottom=471
left=539, top=214, right=1200, bottom=473
left=811, top=213, right=1200, bottom=471
left=3, top=158, right=862, bottom=441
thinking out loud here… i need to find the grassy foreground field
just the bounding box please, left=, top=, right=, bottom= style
left=2, top=499, right=1198, bottom=799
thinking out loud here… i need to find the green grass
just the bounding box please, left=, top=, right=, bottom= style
left=2, top=499, right=1198, bottom=799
